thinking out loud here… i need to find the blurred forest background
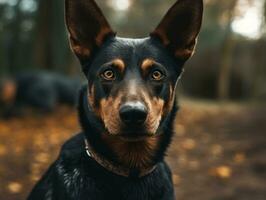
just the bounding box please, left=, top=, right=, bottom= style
left=0, top=0, right=266, bottom=200
left=0, top=0, right=265, bottom=100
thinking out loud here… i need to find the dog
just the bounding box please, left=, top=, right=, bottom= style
left=27, top=0, right=203, bottom=199
left=0, top=72, right=81, bottom=118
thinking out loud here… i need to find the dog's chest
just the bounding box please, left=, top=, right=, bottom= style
left=56, top=158, right=174, bottom=200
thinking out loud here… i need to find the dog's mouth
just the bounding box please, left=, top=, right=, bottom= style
left=102, top=128, right=156, bottom=142
left=118, top=135, right=151, bottom=142
left=103, top=117, right=161, bottom=140
left=113, top=127, right=158, bottom=141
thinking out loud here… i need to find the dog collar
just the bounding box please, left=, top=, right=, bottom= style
left=84, top=139, right=157, bottom=178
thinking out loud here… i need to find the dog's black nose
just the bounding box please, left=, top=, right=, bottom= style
left=119, top=102, right=148, bottom=125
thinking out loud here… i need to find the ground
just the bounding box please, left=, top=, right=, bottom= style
left=0, top=100, right=265, bottom=200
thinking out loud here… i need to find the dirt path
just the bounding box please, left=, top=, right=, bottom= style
left=0, top=102, right=265, bottom=200
left=168, top=100, right=266, bottom=200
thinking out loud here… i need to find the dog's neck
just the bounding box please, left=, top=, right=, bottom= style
left=84, top=138, right=157, bottom=178
left=78, top=86, right=177, bottom=177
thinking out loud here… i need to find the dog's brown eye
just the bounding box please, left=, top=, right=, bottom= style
left=151, top=70, right=164, bottom=81
left=101, top=69, right=115, bottom=81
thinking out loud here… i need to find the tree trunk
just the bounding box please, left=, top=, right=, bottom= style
left=33, top=0, right=53, bottom=69
left=217, top=0, right=238, bottom=101
left=217, top=35, right=236, bottom=100
left=7, top=0, right=23, bottom=74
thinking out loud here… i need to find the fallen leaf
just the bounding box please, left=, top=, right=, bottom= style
left=7, top=182, right=22, bottom=194
left=209, top=166, right=232, bottom=179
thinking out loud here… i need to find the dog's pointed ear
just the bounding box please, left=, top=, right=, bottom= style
left=151, top=0, right=203, bottom=61
left=65, top=0, right=115, bottom=62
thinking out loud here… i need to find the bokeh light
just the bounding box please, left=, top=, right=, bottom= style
left=232, top=0, right=264, bottom=39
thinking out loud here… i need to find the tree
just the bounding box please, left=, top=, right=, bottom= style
left=217, top=0, right=239, bottom=101
left=31, top=0, right=77, bottom=73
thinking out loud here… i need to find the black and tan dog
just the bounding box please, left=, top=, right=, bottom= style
left=28, top=0, right=203, bottom=199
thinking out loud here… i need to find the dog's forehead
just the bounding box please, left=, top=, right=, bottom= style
left=115, top=37, right=149, bottom=45
left=94, top=36, right=172, bottom=66
left=89, top=36, right=182, bottom=78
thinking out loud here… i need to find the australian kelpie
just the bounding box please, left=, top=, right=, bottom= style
left=28, top=0, right=203, bottom=199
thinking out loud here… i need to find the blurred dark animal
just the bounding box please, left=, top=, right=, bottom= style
left=0, top=72, right=82, bottom=118
left=28, top=0, right=203, bottom=199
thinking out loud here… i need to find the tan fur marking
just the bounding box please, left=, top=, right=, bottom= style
left=139, top=89, right=165, bottom=135
left=97, top=81, right=175, bottom=170
left=102, top=134, right=161, bottom=169
left=73, top=46, right=91, bottom=57
left=141, top=58, right=156, bottom=71
left=152, top=30, right=170, bottom=46
left=146, top=97, right=165, bottom=134
left=95, top=27, right=113, bottom=46
left=87, top=86, right=103, bottom=118
left=175, top=48, right=194, bottom=60
left=175, top=39, right=197, bottom=60
left=99, top=92, right=123, bottom=135
left=87, top=85, right=94, bottom=107
left=99, top=88, right=162, bottom=168
left=163, top=85, right=175, bottom=116
left=112, top=59, right=125, bottom=72
left=70, top=38, right=91, bottom=58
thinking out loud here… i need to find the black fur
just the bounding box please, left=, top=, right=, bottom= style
left=26, top=39, right=180, bottom=200
left=78, top=85, right=178, bottom=172
left=28, top=87, right=176, bottom=200
left=28, top=0, right=203, bottom=199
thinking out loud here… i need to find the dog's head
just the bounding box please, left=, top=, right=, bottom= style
left=65, top=0, right=203, bottom=140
